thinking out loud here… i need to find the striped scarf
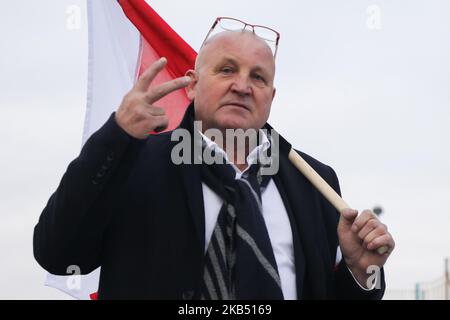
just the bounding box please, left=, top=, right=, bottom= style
left=198, top=154, right=284, bottom=300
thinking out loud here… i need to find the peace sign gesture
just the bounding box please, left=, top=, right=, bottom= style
left=115, top=57, right=192, bottom=139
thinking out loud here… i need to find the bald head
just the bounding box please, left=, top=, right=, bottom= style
left=195, top=30, right=275, bottom=73
left=184, top=29, right=277, bottom=132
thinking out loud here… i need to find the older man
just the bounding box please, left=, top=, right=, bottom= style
left=34, top=21, right=394, bottom=299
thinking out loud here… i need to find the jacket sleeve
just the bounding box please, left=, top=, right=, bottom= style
left=33, top=113, right=144, bottom=275
left=328, top=167, right=386, bottom=300
left=335, top=259, right=386, bottom=300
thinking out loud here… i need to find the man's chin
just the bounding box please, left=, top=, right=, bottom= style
left=215, top=116, right=254, bottom=131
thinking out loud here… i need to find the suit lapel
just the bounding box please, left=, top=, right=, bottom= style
left=272, top=174, right=306, bottom=299
left=176, top=159, right=205, bottom=251
left=275, top=153, right=330, bottom=299
left=172, top=103, right=206, bottom=251
left=264, top=121, right=331, bottom=298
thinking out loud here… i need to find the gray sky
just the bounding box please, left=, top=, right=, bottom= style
left=0, top=0, right=449, bottom=299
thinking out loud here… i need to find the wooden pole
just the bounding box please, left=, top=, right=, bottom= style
left=288, top=149, right=389, bottom=255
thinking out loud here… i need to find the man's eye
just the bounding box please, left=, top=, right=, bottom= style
left=221, top=67, right=234, bottom=74
left=253, top=74, right=266, bottom=83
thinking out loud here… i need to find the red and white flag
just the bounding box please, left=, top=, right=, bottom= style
left=46, top=0, right=197, bottom=299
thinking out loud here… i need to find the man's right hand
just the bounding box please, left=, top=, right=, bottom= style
left=115, top=57, right=192, bottom=139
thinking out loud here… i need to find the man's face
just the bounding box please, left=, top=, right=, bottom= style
left=186, top=31, right=276, bottom=132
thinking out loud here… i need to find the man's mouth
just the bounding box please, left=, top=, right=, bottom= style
left=221, top=102, right=250, bottom=111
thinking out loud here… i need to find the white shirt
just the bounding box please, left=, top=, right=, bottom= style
left=200, top=131, right=298, bottom=300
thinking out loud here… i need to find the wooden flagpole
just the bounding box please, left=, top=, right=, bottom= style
left=288, top=149, right=389, bottom=255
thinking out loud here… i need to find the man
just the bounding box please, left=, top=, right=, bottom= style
left=34, top=24, right=394, bottom=299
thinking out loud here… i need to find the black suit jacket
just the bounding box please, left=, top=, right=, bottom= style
left=34, top=105, right=385, bottom=299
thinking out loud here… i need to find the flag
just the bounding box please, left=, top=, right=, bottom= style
left=45, top=0, right=197, bottom=299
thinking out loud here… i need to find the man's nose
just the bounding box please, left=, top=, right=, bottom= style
left=230, top=75, right=252, bottom=96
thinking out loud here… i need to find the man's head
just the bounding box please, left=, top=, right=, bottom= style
left=185, top=30, right=276, bottom=132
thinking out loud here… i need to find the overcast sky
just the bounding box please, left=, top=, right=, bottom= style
left=0, top=0, right=449, bottom=299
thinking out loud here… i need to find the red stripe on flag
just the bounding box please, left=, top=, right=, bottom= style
left=118, top=0, right=198, bottom=130
left=118, top=0, right=197, bottom=78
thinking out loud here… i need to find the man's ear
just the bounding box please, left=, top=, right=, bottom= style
left=184, top=69, right=198, bottom=101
